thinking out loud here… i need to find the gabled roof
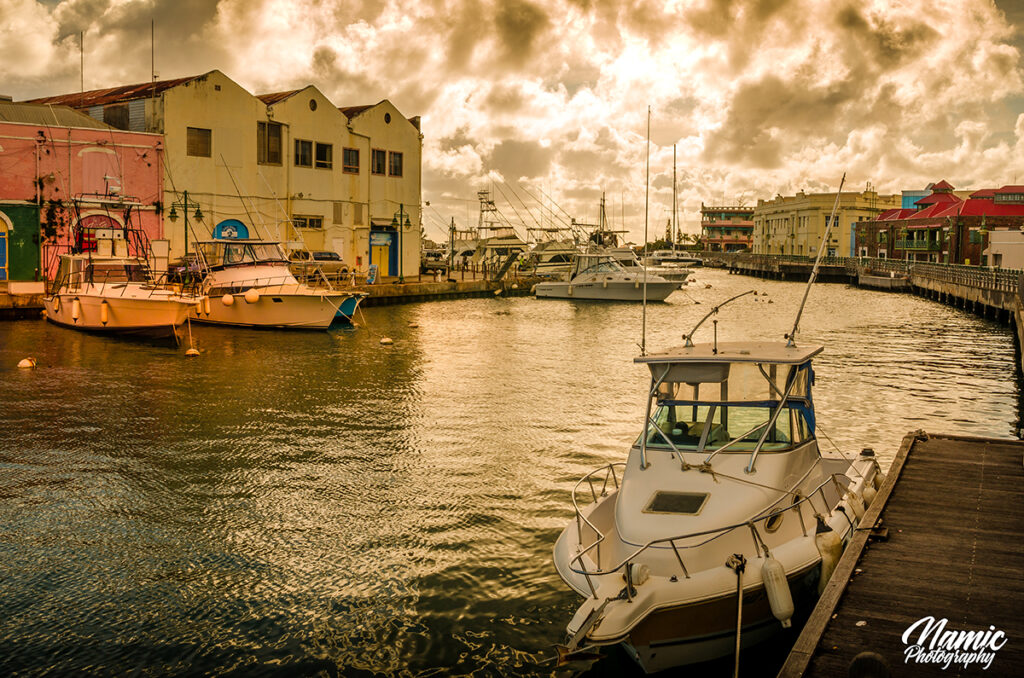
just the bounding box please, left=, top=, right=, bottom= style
left=876, top=208, right=919, bottom=220
left=257, top=89, right=301, bottom=105
left=915, top=191, right=962, bottom=206
left=929, top=179, right=955, bottom=191
left=995, top=185, right=1024, bottom=194
left=25, top=75, right=201, bottom=109
left=970, top=189, right=996, bottom=198
left=0, top=101, right=113, bottom=129
left=913, top=202, right=961, bottom=219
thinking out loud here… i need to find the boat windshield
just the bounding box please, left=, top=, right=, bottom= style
left=200, top=241, right=288, bottom=268
left=69, top=262, right=148, bottom=284
left=639, top=403, right=810, bottom=452
left=573, top=255, right=625, bottom=276
left=638, top=359, right=815, bottom=453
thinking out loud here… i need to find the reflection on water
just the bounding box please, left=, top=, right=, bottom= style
left=0, top=269, right=1019, bottom=676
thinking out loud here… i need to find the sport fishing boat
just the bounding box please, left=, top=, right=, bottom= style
left=43, top=196, right=203, bottom=342
left=191, top=238, right=361, bottom=329
left=553, top=174, right=881, bottom=673
left=522, top=238, right=579, bottom=277
left=535, top=252, right=680, bottom=302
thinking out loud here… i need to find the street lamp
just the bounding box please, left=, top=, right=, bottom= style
left=167, top=190, right=204, bottom=260
left=389, top=203, right=412, bottom=283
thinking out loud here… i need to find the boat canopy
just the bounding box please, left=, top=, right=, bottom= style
left=570, top=253, right=626, bottom=277
left=195, top=240, right=288, bottom=268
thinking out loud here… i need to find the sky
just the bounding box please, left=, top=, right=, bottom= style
left=2, top=0, right=1023, bottom=243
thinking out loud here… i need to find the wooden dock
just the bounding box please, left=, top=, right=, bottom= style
left=778, top=432, right=1024, bottom=677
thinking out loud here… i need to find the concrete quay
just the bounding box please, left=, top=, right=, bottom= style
left=358, top=275, right=540, bottom=307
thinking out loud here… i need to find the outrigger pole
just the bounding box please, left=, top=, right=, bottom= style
left=787, top=173, right=846, bottom=348
left=641, top=106, right=651, bottom=356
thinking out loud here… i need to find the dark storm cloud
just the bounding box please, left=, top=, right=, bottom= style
left=487, top=139, right=554, bottom=179
left=494, top=0, right=550, bottom=67
left=835, top=5, right=938, bottom=68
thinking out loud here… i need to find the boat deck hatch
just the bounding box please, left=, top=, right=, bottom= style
left=644, top=491, right=709, bottom=515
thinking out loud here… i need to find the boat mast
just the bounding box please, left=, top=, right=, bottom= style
left=787, top=173, right=847, bottom=347
left=641, top=106, right=650, bottom=356
left=672, top=144, right=677, bottom=253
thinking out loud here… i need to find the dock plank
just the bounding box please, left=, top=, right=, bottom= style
left=778, top=432, right=1024, bottom=677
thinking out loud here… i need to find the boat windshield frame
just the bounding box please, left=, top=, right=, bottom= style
left=635, top=347, right=820, bottom=473
left=571, top=254, right=626, bottom=278
left=194, top=240, right=289, bottom=269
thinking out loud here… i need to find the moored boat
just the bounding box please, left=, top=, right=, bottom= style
left=535, top=252, right=680, bottom=301
left=43, top=196, right=203, bottom=342
left=191, top=238, right=361, bottom=329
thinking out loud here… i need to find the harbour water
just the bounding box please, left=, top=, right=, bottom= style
left=1, top=268, right=1019, bottom=676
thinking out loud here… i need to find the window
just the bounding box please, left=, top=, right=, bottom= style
left=257, top=121, right=282, bottom=165
left=371, top=149, right=386, bottom=175
left=293, top=215, right=323, bottom=229
left=388, top=151, right=403, bottom=177
left=342, top=147, right=359, bottom=174
left=294, top=139, right=312, bottom=167
left=187, top=127, right=212, bottom=157
left=315, top=143, right=333, bottom=169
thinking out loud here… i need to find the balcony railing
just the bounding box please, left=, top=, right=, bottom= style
left=895, top=239, right=941, bottom=251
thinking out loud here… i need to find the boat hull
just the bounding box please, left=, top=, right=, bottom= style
left=192, top=291, right=346, bottom=329
left=333, top=293, right=366, bottom=322
left=535, top=280, right=679, bottom=301
left=43, top=292, right=192, bottom=340
left=621, top=563, right=819, bottom=673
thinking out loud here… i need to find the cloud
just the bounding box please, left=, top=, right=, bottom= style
left=2, top=0, right=1022, bottom=242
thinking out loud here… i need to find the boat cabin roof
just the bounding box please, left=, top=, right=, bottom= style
left=636, top=341, right=822, bottom=366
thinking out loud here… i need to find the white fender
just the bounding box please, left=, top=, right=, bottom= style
left=100, top=300, right=109, bottom=326
left=221, top=294, right=235, bottom=307
left=815, top=518, right=843, bottom=595
left=71, top=298, right=82, bottom=323
left=244, top=289, right=260, bottom=304
left=762, top=557, right=794, bottom=628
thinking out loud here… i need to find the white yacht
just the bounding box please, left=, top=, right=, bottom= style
left=521, top=239, right=579, bottom=277
left=191, top=239, right=357, bottom=329
left=44, top=199, right=202, bottom=342
left=553, top=337, right=881, bottom=672
left=535, top=252, right=680, bottom=302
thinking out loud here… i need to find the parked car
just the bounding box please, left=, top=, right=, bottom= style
left=288, top=250, right=350, bottom=280
left=421, top=249, right=449, bottom=275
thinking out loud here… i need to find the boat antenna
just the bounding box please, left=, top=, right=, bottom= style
left=672, top=143, right=677, bottom=253
left=682, top=290, right=756, bottom=347
left=787, top=172, right=846, bottom=348
left=640, top=106, right=650, bottom=356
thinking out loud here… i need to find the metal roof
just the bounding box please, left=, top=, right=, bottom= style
left=25, top=75, right=199, bottom=109
left=258, top=90, right=301, bottom=105
left=635, top=342, right=823, bottom=365
left=0, top=101, right=112, bottom=129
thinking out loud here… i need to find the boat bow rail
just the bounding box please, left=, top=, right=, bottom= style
left=567, top=467, right=856, bottom=601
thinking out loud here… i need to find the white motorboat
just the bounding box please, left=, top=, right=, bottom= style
left=553, top=175, right=875, bottom=674
left=191, top=239, right=358, bottom=329
left=645, top=249, right=703, bottom=268
left=553, top=334, right=881, bottom=672
left=535, top=252, right=680, bottom=301
left=43, top=198, right=202, bottom=342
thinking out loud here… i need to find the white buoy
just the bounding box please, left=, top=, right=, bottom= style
left=71, top=298, right=82, bottom=323
left=815, top=518, right=843, bottom=594
left=185, top=348, right=200, bottom=357
left=762, top=557, right=795, bottom=628
left=244, top=289, right=260, bottom=304
left=99, top=300, right=109, bottom=325
left=623, top=562, right=651, bottom=587
left=17, top=357, right=37, bottom=369
left=221, top=293, right=234, bottom=307
left=380, top=337, right=393, bottom=346
left=873, top=471, right=885, bottom=490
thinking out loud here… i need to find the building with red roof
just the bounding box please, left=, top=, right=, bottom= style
left=858, top=181, right=1024, bottom=266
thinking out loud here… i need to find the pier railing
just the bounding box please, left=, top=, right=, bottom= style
left=704, top=252, right=1024, bottom=296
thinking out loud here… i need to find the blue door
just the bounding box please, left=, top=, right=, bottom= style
left=0, top=223, right=7, bottom=281
left=849, top=222, right=857, bottom=257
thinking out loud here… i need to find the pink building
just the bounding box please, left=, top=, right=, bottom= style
left=0, top=100, right=164, bottom=282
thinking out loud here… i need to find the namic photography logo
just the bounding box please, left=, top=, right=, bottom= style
left=901, top=616, right=1008, bottom=670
